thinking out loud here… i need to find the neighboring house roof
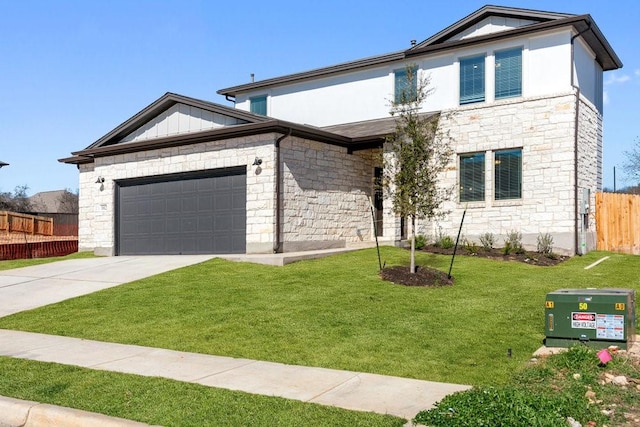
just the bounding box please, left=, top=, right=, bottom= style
left=59, top=93, right=388, bottom=165
left=0, top=161, right=8, bottom=168
left=217, top=5, right=621, bottom=97
left=28, top=190, right=68, bottom=213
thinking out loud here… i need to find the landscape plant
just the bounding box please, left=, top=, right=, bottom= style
left=503, top=230, right=524, bottom=255
left=383, top=65, right=454, bottom=273
left=479, top=232, right=496, bottom=251
left=537, top=232, right=554, bottom=256
left=462, top=238, right=479, bottom=255
left=414, top=234, right=428, bottom=250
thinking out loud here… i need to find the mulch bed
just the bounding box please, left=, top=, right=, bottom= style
left=380, top=245, right=569, bottom=287
left=380, top=265, right=454, bottom=287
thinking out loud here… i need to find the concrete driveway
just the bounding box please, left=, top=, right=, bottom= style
left=0, top=255, right=215, bottom=318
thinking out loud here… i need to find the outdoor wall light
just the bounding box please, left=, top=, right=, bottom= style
left=95, top=176, right=105, bottom=184
left=252, top=157, right=262, bottom=166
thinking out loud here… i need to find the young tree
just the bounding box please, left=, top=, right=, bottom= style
left=57, top=188, right=79, bottom=213
left=383, top=65, right=454, bottom=273
left=0, top=185, right=32, bottom=212
left=622, top=137, right=640, bottom=184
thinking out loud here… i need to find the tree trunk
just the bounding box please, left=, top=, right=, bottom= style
left=410, top=216, right=416, bottom=273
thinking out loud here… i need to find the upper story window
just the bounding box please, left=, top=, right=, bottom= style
left=459, top=152, right=485, bottom=202
left=394, top=66, right=418, bottom=104
left=250, top=95, right=267, bottom=116
left=494, top=149, right=522, bottom=200
left=459, top=55, right=485, bottom=105
left=495, top=48, right=522, bottom=100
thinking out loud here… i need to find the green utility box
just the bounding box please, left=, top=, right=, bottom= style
left=544, top=288, right=636, bottom=349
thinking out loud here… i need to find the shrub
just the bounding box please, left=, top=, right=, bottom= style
left=463, top=238, right=479, bottom=255
left=415, top=234, right=427, bottom=250
left=537, top=233, right=554, bottom=255
left=479, top=232, right=495, bottom=251
left=504, top=230, right=524, bottom=255
left=434, top=228, right=455, bottom=249
left=436, top=235, right=455, bottom=249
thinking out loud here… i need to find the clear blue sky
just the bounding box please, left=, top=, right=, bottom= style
left=1, top=0, right=638, bottom=195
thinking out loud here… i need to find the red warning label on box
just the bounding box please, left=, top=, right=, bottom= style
left=571, top=312, right=596, bottom=329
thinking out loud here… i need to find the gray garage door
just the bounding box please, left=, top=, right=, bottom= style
left=116, top=168, right=246, bottom=255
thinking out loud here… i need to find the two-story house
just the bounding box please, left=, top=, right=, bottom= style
left=61, top=5, right=621, bottom=256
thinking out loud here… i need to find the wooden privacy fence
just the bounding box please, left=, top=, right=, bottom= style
left=596, top=192, right=640, bottom=255
left=0, top=239, right=78, bottom=260
left=0, top=211, right=53, bottom=236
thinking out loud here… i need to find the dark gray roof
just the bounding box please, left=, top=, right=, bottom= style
left=0, top=161, right=8, bottom=167
left=321, top=113, right=439, bottom=139
left=218, top=5, right=621, bottom=97
left=60, top=112, right=387, bottom=165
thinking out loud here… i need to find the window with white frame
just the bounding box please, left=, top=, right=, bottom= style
left=495, top=48, right=522, bottom=100
left=459, top=55, right=485, bottom=104
left=494, top=149, right=522, bottom=200
left=459, top=152, right=485, bottom=202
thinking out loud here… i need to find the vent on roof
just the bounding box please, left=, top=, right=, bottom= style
left=410, top=40, right=416, bottom=46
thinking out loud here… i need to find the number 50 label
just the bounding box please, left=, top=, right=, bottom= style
left=578, top=302, right=588, bottom=310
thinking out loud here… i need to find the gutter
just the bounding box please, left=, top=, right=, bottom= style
left=274, top=129, right=292, bottom=253
left=571, top=22, right=592, bottom=255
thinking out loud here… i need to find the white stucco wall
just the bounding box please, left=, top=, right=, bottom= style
left=573, top=38, right=603, bottom=112
left=234, top=29, right=576, bottom=127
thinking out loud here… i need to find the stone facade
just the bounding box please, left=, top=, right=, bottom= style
left=77, top=132, right=382, bottom=255
left=78, top=135, right=277, bottom=255
left=280, top=137, right=377, bottom=251
left=384, top=91, right=598, bottom=255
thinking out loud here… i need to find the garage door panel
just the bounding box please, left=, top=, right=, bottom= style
left=117, top=169, right=246, bottom=255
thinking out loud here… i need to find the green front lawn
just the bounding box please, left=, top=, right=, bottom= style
left=0, top=356, right=403, bottom=427
left=1, top=247, right=637, bottom=387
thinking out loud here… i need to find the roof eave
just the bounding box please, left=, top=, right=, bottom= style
left=217, top=51, right=405, bottom=97
left=67, top=121, right=385, bottom=161
left=406, top=15, right=622, bottom=71
left=410, top=5, right=574, bottom=50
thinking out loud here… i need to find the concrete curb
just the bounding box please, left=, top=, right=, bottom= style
left=0, top=395, right=158, bottom=427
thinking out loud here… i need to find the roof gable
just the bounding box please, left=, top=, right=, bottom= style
left=410, top=5, right=573, bottom=49
left=86, top=92, right=269, bottom=150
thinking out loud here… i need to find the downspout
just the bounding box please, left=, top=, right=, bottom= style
left=274, top=129, right=292, bottom=253
left=570, top=22, right=592, bottom=255
left=225, top=95, right=236, bottom=104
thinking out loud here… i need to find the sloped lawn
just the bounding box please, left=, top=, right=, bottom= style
left=1, top=247, right=637, bottom=387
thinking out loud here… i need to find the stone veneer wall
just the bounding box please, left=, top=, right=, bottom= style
left=77, top=135, right=277, bottom=255
left=576, top=94, right=602, bottom=252
left=280, top=137, right=376, bottom=251
left=408, top=92, right=594, bottom=255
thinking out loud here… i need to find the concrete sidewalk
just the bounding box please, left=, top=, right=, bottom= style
left=0, top=329, right=471, bottom=421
